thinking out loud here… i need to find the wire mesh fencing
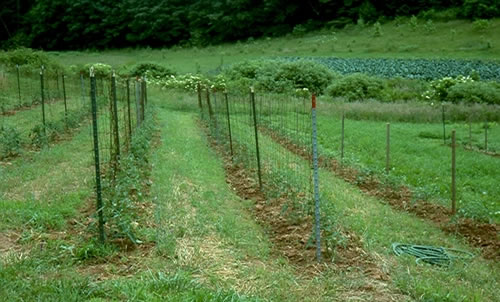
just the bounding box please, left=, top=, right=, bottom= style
left=88, top=70, right=147, bottom=242
left=0, top=67, right=92, bottom=159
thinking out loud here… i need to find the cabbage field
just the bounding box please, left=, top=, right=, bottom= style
left=300, top=57, right=500, bottom=80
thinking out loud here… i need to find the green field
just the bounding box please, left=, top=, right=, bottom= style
left=49, top=19, right=500, bottom=74
left=315, top=107, right=500, bottom=223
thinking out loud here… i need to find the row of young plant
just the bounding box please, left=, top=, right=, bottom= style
left=194, top=86, right=350, bottom=260
left=0, top=71, right=105, bottom=160
left=99, top=109, right=155, bottom=245
left=82, top=70, right=150, bottom=245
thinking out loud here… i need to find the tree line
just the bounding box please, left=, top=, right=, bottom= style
left=1, top=0, right=498, bottom=50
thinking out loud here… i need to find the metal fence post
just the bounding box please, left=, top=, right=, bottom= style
left=341, top=113, right=345, bottom=162
left=205, top=88, right=214, bottom=120
left=111, top=72, right=120, bottom=168
left=386, top=123, right=390, bottom=173
left=126, top=78, right=132, bottom=142
left=224, top=92, right=233, bottom=157
left=442, top=104, right=446, bottom=145
left=135, top=78, right=141, bottom=127
left=40, top=67, right=46, bottom=136
left=90, top=67, right=105, bottom=243
left=250, top=88, right=263, bottom=190
left=62, top=73, right=67, bottom=126
left=16, top=64, right=21, bottom=106
left=140, top=78, right=145, bottom=122
left=451, top=130, right=456, bottom=214
left=143, top=76, right=148, bottom=105
left=311, top=94, right=322, bottom=263
left=197, top=83, right=203, bottom=115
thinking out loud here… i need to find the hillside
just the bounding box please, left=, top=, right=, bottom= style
left=49, top=19, right=500, bottom=74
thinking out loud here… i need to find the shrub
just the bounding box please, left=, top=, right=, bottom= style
left=223, top=59, right=336, bottom=94
left=422, top=75, right=474, bottom=102
left=472, top=19, right=491, bottom=31
left=224, top=60, right=267, bottom=80
left=0, top=47, right=61, bottom=72
left=83, top=63, right=112, bottom=78
left=70, top=63, right=112, bottom=78
left=326, top=73, right=386, bottom=101
left=129, top=62, right=176, bottom=79
left=0, top=126, right=22, bottom=159
left=446, top=81, right=500, bottom=105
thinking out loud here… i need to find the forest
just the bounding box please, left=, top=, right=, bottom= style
left=1, top=0, right=499, bottom=50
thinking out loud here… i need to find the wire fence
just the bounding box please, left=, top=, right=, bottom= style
left=198, top=87, right=324, bottom=260
left=88, top=71, right=147, bottom=242
left=0, top=65, right=148, bottom=243
left=0, top=67, right=90, bottom=158
left=202, top=88, right=313, bottom=207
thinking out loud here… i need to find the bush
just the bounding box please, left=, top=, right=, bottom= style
left=326, top=73, right=386, bottom=101
left=0, top=126, right=22, bottom=159
left=223, top=59, right=336, bottom=94
left=73, top=63, right=112, bottom=78
left=128, top=62, right=176, bottom=79
left=0, top=47, right=61, bottom=72
left=446, top=81, right=500, bottom=105
left=224, top=60, right=266, bottom=80
left=422, top=75, right=474, bottom=102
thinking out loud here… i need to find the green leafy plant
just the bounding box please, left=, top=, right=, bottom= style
left=446, top=81, right=500, bottom=104
left=101, top=110, right=155, bottom=244
left=326, top=73, right=386, bottom=101
left=472, top=19, right=491, bottom=31
left=409, top=15, right=419, bottom=31
left=373, top=22, right=382, bottom=37
left=128, top=62, right=176, bottom=79
left=0, top=47, right=62, bottom=72
left=78, top=63, right=112, bottom=78
left=223, top=59, right=336, bottom=94
left=0, top=126, right=22, bottom=159
left=423, top=20, right=436, bottom=33
left=422, top=75, right=474, bottom=102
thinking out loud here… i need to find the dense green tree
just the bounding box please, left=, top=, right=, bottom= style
left=0, top=0, right=498, bottom=50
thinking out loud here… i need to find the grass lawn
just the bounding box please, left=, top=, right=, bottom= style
left=48, top=19, right=500, bottom=74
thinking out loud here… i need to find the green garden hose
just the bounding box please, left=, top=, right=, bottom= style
left=392, top=243, right=475, bottom=266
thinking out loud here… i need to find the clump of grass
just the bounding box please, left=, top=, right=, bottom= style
left=320, top=98, right=500, bottom=123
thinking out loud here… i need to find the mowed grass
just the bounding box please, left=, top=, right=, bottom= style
left=49, top=19, right=500, bottom=74
left=0, top=123, right=94, bottom=231
left=313, top=109, right=500, bottom=223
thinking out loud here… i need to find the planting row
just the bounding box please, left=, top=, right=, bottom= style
left=191, top=88, right=499, bottom=224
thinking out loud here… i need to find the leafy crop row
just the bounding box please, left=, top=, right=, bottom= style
left=296, top=57, right=500, bottom=80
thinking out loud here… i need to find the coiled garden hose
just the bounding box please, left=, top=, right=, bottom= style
left=392, top=243, right=475, bottom=266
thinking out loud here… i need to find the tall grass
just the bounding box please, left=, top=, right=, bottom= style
left=320, top=98, right=500, bottom=123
